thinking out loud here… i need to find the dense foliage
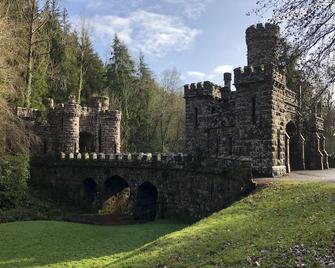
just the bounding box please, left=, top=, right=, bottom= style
left=0, top=154, right=29, bottom=209
left=0, top=0, right=185, bottom=211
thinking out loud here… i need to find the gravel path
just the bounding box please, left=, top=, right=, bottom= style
left=254, top=168, right=335, bottom=184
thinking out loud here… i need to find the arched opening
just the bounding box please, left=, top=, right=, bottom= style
left=136, top=182, right=158, bottom=222
left=100, top=176, right=130, bottom=216
left=81, top=178, right=97, bottom=209
left=285, top=121, right=298, bottom=171
left=79, top=131, right=95, bottom=153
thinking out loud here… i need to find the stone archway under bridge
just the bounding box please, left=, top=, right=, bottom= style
left=30, top=154, right=255, bottom=223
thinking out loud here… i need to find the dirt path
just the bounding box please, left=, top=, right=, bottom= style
left=254, top=168, right=335, bottom=185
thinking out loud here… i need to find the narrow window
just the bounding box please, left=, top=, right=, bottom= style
left=317, top=102, right=322, bottom=117
left=61, top=117, right=64, bottom=130
left=194, top=108, right=199, bottom=128
left=216, top=136, right=220, bottom=157
left=228, top=137, right=233, bottom=155
left=252, top=97, right=256, bottom=124
left=43, top=141, right=47, bottom=154
left=98, top=124, right=102, bottom=153
left=277, top=131, right=281, bottom=160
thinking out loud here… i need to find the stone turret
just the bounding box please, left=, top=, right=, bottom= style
left=246, top=23, right=281, bottom=66
left=87, top=96, right=110, bottom=111
left=62, top=95, right=80, bottom=153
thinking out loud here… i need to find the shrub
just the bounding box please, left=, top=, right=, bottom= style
left=0, top=154, right=29, bottom=209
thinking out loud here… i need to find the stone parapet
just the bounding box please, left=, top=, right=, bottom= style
left=184, top=81, right=222, bottom=99
left=16, top=107, right=42, bottom=120
left=56, top=152, right=252, bottom=173
left=234, top=64, right=285, bottom=86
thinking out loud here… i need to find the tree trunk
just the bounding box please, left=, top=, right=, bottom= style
left=25, top=1, right=35, bottom=108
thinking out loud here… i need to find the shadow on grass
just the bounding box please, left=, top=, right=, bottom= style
left=105, top=183, right=335, bottom=267
left=0, top=219, right=186, bottom=268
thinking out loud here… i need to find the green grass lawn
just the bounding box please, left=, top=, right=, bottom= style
left=0, top=181, right=334, bottom=268
left=0, top=220, right=186, bottom=268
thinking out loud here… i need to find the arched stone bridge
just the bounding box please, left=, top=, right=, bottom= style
left=31, top=153, right=254, bottom=221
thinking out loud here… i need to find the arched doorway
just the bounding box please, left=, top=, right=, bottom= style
left=100, top=176, right=130, bottom=216
left=286, top=121, right=298, bottom=172
left=135, top=182, right=158, bottom=222
left=81, top=178, right=97, bottom=209
left=79, top=131, right=95, bottom=153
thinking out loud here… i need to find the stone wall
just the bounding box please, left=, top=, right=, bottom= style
left=30, top=153, right=254, bottom=221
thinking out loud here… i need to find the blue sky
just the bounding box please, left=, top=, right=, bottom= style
left=61, top=0, right=268, bottom=85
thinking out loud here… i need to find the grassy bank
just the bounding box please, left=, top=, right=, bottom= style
left=0, top=181, right=334, bottom=267
left=0, top=220, right=186, bottom=268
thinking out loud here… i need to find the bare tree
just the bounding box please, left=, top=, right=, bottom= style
left=155, top=69, right=185, bottom=152
left=0, top=4, right=29, bottom=156
left=252, top=0, right=335, bottom=95
left=13, top=0, right=50, bottom=108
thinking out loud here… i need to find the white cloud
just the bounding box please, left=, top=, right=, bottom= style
left=187, top=71, right=207, bottom=80
left=214, top=65, right=234, bottom=75
left=76, top=10, right=200, bottom=58
left=186, top=65, right=234, bottom=84
left=162, top=0, right=213, bottom=19
left=79, top=0, right=212, bottom=19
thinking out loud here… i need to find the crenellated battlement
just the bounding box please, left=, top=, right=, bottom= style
left=55, top=152, right=251, bottom=171
left=234, top=64, right=286, bottom=86
left=60, top=152, right=191, bottom=163
left=99, top=110, right=122, bottom=120
left=184, top=81, right=222, bottom=98
left=16, top=107, right=42, bottom=121
left=246, top=23, right=280, bottom=34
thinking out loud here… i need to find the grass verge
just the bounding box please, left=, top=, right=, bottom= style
left=0, top=181, right=334, bottom=267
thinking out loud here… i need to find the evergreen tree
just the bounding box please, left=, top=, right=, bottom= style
left=106, top=35, right=137, bottom=151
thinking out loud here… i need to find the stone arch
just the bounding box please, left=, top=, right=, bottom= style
left=285, top=120, right=305, bottom=172
left=135, top=182, right=158, bottom=222
left=79, top=131, right=95, bottom=153
left=81, top=178, right=97, bottom=209
left=100, top=175, right=130, bottom=216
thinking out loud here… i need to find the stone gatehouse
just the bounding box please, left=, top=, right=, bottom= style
left=16, top=95, right=121, bottom=155
left=184, top=23, right=329, bottom=177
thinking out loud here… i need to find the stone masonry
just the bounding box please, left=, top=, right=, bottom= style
left=17, top=95, right=121, bottom=155
left=30, top=153, right=254, bottom=221
left=184, top=23, right=329, bottom=177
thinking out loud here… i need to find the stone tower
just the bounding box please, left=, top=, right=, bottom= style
left=246, top=23, right=281, bottom=66
left=234, top=23, right=289, bottom=176
left=62, top=95, right=80, bottom=154
left=184, top=82, right=222, bottom=156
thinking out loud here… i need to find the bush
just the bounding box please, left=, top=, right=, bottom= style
left=0, top=154, right=29, bottom=209
left=99, top=188, right=130, bottom=215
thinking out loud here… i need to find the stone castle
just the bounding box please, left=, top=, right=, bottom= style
left=24, top=23, right=332, bottom=223
left=184, top=23, right=329, bottom=177
left=19, top=23, right=329, bottom=178
left=17, top=96, right=121, bottom=155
